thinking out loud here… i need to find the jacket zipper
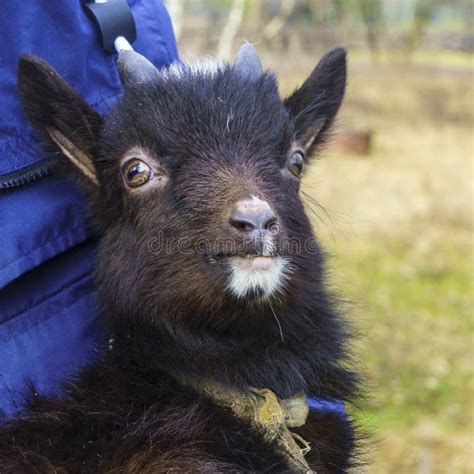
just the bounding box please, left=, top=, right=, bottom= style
left=0, top=157, right=58, bottom=189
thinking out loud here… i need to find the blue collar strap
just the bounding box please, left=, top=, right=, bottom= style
left=307, top=397, right=347, bottom=417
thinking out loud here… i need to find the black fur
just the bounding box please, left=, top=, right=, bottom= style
left=0, top=48, right=362, bottom=472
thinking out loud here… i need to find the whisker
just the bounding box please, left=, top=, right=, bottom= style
left=269, top=302, right=285, bottom=344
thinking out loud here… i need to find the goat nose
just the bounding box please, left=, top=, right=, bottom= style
left=230, top=197, right=278, bottom=232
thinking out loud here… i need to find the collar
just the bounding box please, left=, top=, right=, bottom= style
left=181, top=377, right=313, bottom=473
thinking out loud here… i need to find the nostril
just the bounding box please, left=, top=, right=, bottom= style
left=230, top=217, right=256, bottom=232
left=265, top=217, right=279, bottom=233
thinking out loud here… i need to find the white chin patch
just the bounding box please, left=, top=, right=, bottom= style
left=227, top=256, right=291, bottom=299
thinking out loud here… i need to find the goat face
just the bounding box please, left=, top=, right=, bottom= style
left=18, top=46, right=346, bottom=330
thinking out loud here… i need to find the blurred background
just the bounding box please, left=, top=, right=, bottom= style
left=165, top=0, right=473, bottom=472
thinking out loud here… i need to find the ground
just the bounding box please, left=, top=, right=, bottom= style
left=280, top=50, right=472, bottom=473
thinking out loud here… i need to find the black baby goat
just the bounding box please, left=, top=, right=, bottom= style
left=0, top=45, right=361, bottom=473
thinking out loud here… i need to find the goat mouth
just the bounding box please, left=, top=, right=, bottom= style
left=230, top=255, right=276, bottom=271
left=205, top=252, right=281, bottom=269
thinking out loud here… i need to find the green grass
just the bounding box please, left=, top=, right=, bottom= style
left=331, top=236, right=472, bottom=423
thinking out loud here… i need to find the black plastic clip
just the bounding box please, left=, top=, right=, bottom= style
left=83, top=0, right=136, bottom=54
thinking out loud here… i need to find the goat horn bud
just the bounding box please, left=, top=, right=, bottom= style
left=234, top=43, right=263, bottom=80
left=117, top=50, right=160, bottom=85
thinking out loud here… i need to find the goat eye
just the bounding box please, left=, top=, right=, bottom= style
left=288, top=151, right=306, bottom=177
left=123, top=159, right=152, bottom=187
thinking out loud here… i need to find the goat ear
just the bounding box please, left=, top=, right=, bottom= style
left=284, top=47, right=347, bottom=155
left=17, top=55, right=102, bottom=186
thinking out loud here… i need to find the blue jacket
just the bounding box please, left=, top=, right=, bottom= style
left=0, top=1, right=346, bottom=422
left=0, top=0, right=178, bottom=419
